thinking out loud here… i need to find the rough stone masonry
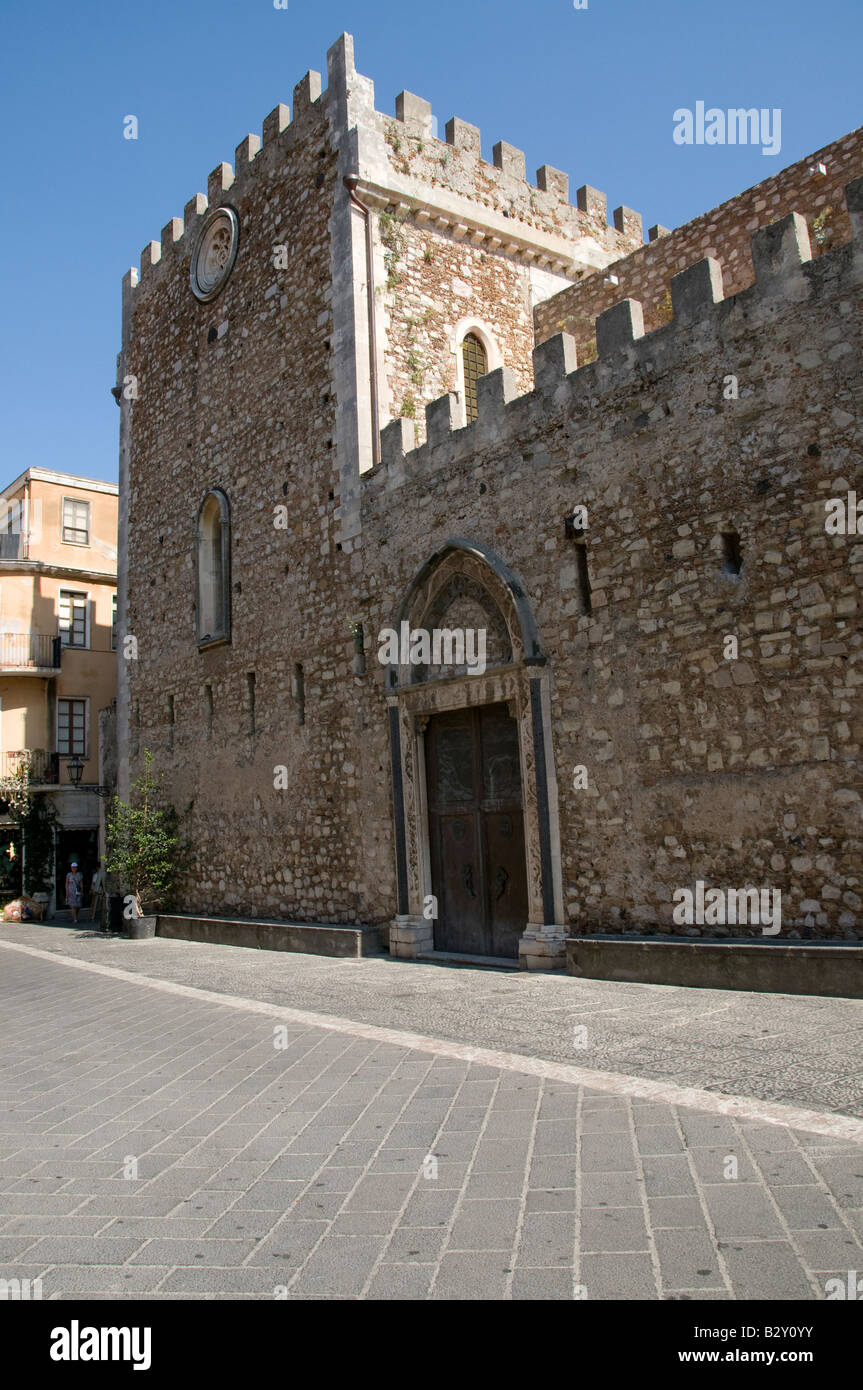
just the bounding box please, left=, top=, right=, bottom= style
left=118, top=33, right=862, bottom=970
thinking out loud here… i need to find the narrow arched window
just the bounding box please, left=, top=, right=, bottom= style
left=461, top=333, right=487, bottom=423
left=196, top=490, right=231, bottom=647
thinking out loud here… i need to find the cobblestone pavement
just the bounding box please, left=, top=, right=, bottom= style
left=3, top=921, right=863, bottom=1117
left=2, top=936, right=863, bottom=1300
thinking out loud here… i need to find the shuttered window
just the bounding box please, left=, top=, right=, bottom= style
left=62, top=498, right=90, bottom=545
left=461, top=333, right=487, bottom=424
left=58, top=699, right=87, bottom=756
left=59, top=591, right=87, bottom=647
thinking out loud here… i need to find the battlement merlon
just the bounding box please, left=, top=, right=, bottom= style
left=366, top=178, right=863, bottom=488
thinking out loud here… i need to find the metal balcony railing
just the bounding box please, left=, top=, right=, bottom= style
left=0, top=533, right=24, bottom=560
left=0, top=750, right=60, bottom=784
left=0, top=632, right=61, bottom=670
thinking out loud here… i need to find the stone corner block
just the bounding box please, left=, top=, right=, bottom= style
left=751, top=211, right=812, bottom=289
left=425, top=393, right=458, bottom=446
left=596, top=298, right=645, bottom=357
left=532, top=333, right=578, bottom=395
left=670, top=257, right=724, bottom=323
left=493, top=141, right=526, bottom=182
left=395, top=91, right=433, bottom=137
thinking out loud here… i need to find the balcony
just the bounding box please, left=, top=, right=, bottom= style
left=0, top=632, right=61, bottom=673
left=0, top=750, right=60, bottom=784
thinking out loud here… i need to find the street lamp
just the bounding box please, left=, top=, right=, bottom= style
left=65, top=758, right=112, bottom=798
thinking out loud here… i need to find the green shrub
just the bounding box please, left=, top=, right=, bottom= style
left=106, top=750, right=183, bottom=916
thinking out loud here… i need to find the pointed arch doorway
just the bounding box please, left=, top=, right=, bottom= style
left=385, top=538, right=567, bottom=970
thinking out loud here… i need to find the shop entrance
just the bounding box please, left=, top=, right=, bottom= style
left=55, top=828, right=98, bottom=916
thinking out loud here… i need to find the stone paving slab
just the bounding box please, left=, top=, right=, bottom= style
left=3, top=921, right=863, bottom=1119
left=1, top=942, right=863, bottom=1300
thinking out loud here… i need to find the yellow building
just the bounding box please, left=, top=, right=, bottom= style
left=0, top=468, right=118, bottom=914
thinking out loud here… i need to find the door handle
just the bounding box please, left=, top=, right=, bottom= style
left=494, top=867, right=509, bottom=900
left=461, top=863, right=476, bottom=898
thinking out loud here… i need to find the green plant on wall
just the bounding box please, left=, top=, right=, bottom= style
left=811, top=206, right=835, bottom=252
left=105, top=749, right=184, bottom=916
left=378, top=209, right=407, bottom=292
left=406, top=346, right=423, bottom=388
left=579, top=338, right=598, bottom=365
left=380, top=207, right=441, bottom=415
left=0, top=753, right=57, bottom=896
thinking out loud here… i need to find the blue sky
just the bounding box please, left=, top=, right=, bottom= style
left=2, top=0, right=860, bottom=485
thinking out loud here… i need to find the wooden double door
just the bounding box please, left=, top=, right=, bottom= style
left=425, top=702, right=528, bottom=959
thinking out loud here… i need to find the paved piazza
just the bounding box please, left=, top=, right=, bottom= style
left=1, top=925, right=862, bottom=1300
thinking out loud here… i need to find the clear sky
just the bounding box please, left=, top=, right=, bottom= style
left=1, top=0, right=860, bottom=486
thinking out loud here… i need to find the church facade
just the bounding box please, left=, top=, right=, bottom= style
left=117, top=35, right=863, bottom=968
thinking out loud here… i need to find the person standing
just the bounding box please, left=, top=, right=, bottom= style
left=90, top=861, right=105, bottom=930
left=65, top=861, right=84, bottom=923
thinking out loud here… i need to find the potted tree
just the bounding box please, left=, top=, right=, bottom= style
left=105, top=750, right=181, bottom=939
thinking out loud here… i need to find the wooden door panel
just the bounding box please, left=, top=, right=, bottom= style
left=425, top=702, right=527, bottom=960
left=483, top=810, right=528, bottom=959
left=479, top=705, right=522, bottom=806
left=431, top=813, right=485, bottom=954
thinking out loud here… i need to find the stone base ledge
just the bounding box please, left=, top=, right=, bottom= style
left=567, top=934, right=863, bottom=998
left=156, top=914, right=386, bottom=959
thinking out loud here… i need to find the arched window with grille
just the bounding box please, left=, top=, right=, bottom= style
left=461, top=332, right=488, bottom=424
left=195, top=489, right=231, bottom=647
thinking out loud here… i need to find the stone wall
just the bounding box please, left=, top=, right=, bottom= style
left=362, top=183, right=863, bottom=940
left=535, top=127, right=863, bottom=361
left=124, top=77, right=383, bottom=924
left=375, top=206, right=538, bottom=436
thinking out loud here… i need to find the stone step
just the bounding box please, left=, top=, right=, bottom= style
left=567, top=935, right=863, bottom=998
left=155, top=914, right=386, bottom=959
left=415, top=949, right=520, bottom=971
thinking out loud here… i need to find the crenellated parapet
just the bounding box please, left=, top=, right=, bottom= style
left=536, top=125, right=863, bottom=351
left=361, top=87, right=643, bottom=275
left=367, top=178, right=863, bottom=490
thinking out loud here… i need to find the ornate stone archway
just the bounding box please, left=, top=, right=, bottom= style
left=385, top=539, right=567, bottom=970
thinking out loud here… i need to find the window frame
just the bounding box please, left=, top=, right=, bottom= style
left=57, top=697, right=89, bottom=759
left=58, top=589, right=89, bottom=649
left=451, top=319, right=502, bottom=428
left=61, top=496, right=90, bottom=547
left=194, top=488, right=232, bottom=649
left=460, top=333, right=488, bottom=425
